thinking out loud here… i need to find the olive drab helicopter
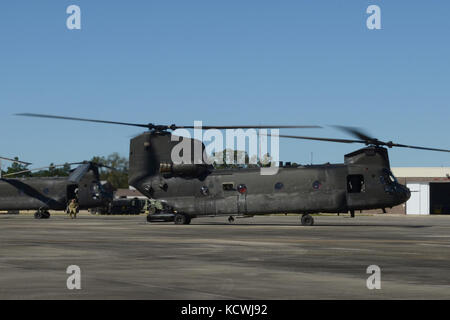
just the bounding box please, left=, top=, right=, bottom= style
left=0, top=161, right=114, bottom=219
left=16, top=113, right=450, bottom=225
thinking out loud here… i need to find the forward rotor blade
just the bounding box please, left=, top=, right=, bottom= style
left=388, top=143, right=450, bottom=153
left=179, top=125, right=322, bottom=130
left=333, top=126, right=375, bottom=141
left=260, top=133, right=365, bottom=144
left=84, top=161, right=118, bottom=171
left=15, top=113, right=150, bottom=128
left=0, top=156, right=31, bottom=165
left=262, top=133, right=450, bottom=153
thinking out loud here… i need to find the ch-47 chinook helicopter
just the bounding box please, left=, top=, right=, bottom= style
left=16, top=113, right=450, bottom=225
left=0, top=161, right=113, bottom=219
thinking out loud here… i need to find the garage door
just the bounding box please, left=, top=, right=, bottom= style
left=430, top=183, right=450, bottom=214
left=406, top=183, right=429, bottom=215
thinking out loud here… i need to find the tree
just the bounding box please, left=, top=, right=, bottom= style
left=32, top=163, right=71, bottom=177
left=3, top=157, right=31, bottom=177
left=91, top=153, right=128, bottom=190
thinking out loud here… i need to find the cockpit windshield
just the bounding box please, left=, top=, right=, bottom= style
left=381, top=168, right=398, bottom=185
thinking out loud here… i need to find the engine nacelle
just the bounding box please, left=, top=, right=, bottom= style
left=159, top=163, right=210, bottom=177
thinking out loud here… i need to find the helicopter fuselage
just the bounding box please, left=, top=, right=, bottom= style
left=129, top=132, right=411, bottom=218
left=0, top=171, right=111, bottom=212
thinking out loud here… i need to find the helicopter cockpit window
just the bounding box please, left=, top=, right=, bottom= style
left=91, top=182, right=101, bottom=199
left=347, top=175, right=365, bottom=193
left=222, top=183, right=234, bottom=191
left=380, top=169, right=398, bottom=185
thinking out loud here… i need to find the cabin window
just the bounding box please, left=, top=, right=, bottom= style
left=222, top=183, right=234, bottom=191
left=347, top=175, right=365, bottom=193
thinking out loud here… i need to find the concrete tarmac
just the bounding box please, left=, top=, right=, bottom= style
left=0, top=213, right=449, bottom=299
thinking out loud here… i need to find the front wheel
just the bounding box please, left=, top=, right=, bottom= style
left=301, top=214, right=314, bottom=226
left=174, top=213, right=191, bottom=225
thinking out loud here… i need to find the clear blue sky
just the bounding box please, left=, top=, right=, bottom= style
left=1, top=1, right=449, bottom=169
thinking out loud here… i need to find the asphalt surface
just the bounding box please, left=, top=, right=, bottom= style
left=0, top=213, right=449, bottom=299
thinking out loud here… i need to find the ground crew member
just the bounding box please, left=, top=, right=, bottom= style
left=68, top=198, right=79, bottom=219
left=148, top=199, right=163, bottom=214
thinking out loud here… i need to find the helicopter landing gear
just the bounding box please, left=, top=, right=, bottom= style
left=174, top=213, right=191, bottom=225
left=301, top=214, right=314, bottom=226
left=228, top=216, right=235, bottom=223
left=34, top=210, right=50, bottom=219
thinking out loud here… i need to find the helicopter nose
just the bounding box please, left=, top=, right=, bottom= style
left=405, top=187, right=411, bottom=201
left=397, top=184, right=411, bottom=203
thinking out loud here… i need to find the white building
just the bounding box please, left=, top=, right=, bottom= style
left=392, top=167, right=450, bottom=215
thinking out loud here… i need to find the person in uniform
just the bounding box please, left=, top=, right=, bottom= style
left=68, top=198, right=79, bottom=219
left=148, top=198, right=164, bottom=214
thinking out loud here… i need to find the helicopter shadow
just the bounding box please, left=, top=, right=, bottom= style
left=190, top=221, right=432, bottom=228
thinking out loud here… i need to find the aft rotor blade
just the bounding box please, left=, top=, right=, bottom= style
left=15, top=113, right=321, bottom=131
left=15, top=113, right=150, bottom=128
left=0, top=156, right=31, bottom=165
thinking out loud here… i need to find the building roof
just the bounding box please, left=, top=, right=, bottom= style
left=392, top=167, right=450, bottom=178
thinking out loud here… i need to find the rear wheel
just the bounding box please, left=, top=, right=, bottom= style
left=301, top=214, right=314, bottom=226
